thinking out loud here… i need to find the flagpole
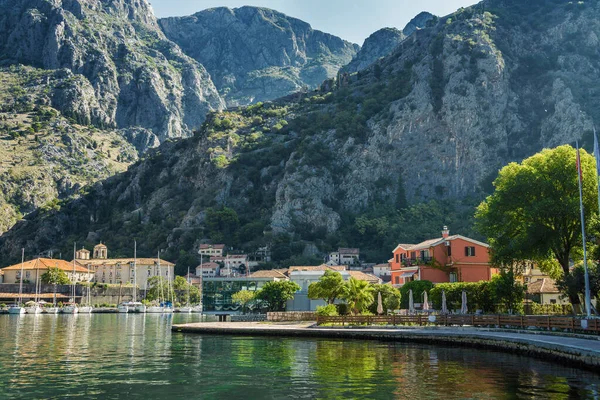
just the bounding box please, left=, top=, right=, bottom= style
left=594, top=127, right=600, bottom=216
left=576, top=141, right=592, bottom=317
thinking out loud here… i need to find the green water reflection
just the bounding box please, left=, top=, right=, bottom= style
left=0, top=314, right=598, bottom=399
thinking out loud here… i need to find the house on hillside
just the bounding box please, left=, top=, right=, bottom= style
left=198, top=244, right=225, bottom=258
left=195, top=262, right=219, bottom=278
left=390, top=226, right=496, bottom=286
left=327, top=248, right=360, bottom=267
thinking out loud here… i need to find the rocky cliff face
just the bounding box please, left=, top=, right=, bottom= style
left=2, top=0, right=600, bottom=267
left=159, top=6, right=359, bottom=106
left=343, top=12, right=436, bottom=73
left=0, top=0, right=224, bottom=146
left=0, top=65, right=137, bottom=235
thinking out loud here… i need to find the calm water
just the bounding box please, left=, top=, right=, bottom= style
left=0, top=314, right=598, bottom=399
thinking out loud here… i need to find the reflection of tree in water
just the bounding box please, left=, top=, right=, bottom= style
left=311, top=340, right=389, bottom=399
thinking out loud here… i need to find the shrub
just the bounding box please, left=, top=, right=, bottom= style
left=335, top=303, right=350, bottom=315
left=400, top=280, right=433, bottom=308
left=316, top=304, right=338, bottom=316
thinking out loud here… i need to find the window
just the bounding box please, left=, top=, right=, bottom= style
left=395, top=254, right=399, bottom=263
left=411, top=252, right=416, bottom=260
left=395, top=276, right=400, bottom=284
left=449, top=272, right=457, bottom=283
left=447, top=246, right=452, bottom=256
left=26, top=271, right=30, bottom=278
left=465, top=246, right=476, bottom=257
left=550, top=299, right=557, bottom=304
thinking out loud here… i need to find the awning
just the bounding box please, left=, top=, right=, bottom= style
left=400, top=271, right=417, bottom=278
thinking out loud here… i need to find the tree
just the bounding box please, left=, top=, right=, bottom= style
left=342, top=278, right=374, bottom=315
left=41, top=267, right=70, bottom=285
left=232, top=290, right=256, bottom=314
left=145, top=276, right=175, bottom=304
left=399, top=280, right=433, bottom=309
left=368, top=284, right=401, bottom=314
left=491, top=270, right=526, bottom=314
left=172, top=275, right=201, bottom=304
left=308, top=270, right=345, bottom=304
left=476, top=145, right=598, bottom=309
left=255, top=281, right=300, bottom=312
left=556, top=263, right=600, bottom=305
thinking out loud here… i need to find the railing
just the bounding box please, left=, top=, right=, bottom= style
left=316, top=314, right=600, bottom=334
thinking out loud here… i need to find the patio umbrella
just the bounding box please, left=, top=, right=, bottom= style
left=409, top=289, right=414, bottom=313
left=460, top=290, right=468, bottom=314
left=423, top=291, right=429, bottom=311
left=441, top=290, right=448, bottom=314
left=377, top=292, right=383, bottom=315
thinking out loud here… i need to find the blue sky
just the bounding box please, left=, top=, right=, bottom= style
left=150, top=0, right=478, bottom=44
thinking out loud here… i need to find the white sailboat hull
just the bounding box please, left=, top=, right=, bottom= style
left=191, top=305, right=203, bottom=313
left=146, top=306, right=164, bottom=313
left=62, top=306, right=78, bottom=314
left=135, top=305, right=146, bottom=313
left=79, top=306, right=93, bottom=314
left=117, top=305, right=129, bottom=313
left=178, top=307, right=192, bottom=313
left=8, top=306, right=24, bottom=315
left=44, top=307, right=59, bottom=314
left=24, top=306, right=42, bottom=314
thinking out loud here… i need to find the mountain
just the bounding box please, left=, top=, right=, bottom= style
left=2, top=0, right=600, bottom=269
left=343, top=12, right=436, bottom=73
left=0, top=0, right=224, bottom=147
left=159, top=6, right=360, bottom=107
left=0, top=65, right=137, bottom=234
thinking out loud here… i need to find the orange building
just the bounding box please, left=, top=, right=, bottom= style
left=389, top=227, right=496, bottom=286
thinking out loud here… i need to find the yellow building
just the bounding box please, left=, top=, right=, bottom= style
left=75, top=243, right=175, bottom=288
left=0, top=258, right=93, bottom=284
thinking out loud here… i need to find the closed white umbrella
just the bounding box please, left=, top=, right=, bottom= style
left=377, top=292, right=383, bottom=315
left=409, top=289, right=414, bottom=313
left=460, top=290, right=468, bottom=314
left=441, top=290, right=448, bottom=314
left=423, top=291, right=429, bottom=311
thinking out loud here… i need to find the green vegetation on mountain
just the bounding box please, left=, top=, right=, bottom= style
left=3, top=0, right=600, bottom=275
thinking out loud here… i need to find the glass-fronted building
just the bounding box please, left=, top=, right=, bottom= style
left=202, top=277, right=277, bottom=313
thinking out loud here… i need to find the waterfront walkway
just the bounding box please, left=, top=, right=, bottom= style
left=172, top=322, right=600, bottom=368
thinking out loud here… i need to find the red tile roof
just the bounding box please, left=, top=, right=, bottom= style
left=527, top=278, right=560, bottom=294
left=1, top=258, right=90, bottom=273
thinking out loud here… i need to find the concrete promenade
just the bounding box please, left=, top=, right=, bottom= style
left=172, top=322, right=600, bottom=369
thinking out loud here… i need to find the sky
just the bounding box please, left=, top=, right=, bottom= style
left=149, top=0, right=478, bottom=44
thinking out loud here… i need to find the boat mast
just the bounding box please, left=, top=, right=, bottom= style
left=158, top=251, right=163, bottom=305
left=187, top=267, right=190, bottom=306
left=18, top=248, right=24, bottom=306
left=72, top=242, right=76, bottom=303
left=133, top=240, right=137, bottom=303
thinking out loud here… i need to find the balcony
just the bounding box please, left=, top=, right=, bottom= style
left=402, top=257, right=433, bottom=267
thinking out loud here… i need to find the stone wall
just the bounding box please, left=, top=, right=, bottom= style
left=267, top=311, right=316, bottom=321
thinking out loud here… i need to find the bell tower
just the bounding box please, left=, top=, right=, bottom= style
left=93, top=243, right=108, bottom=259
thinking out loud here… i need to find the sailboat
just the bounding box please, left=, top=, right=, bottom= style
left=163, top=265, right=174, bottom=314
left=132, top=241, right=146, bottom=313
left=25, top=260, right=42, bottom=314
left=62, top=243, right=79, bottom=314
left=8, top=249, right=26, bottom=315
left=79, top=283, right=93, bottom=314
left=45, top=269, right=60, bottom=314
left=179, top=268, right=192, bottom=313
left=146, top=252, right=165, bottom=313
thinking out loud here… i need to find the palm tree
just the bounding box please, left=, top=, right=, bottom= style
left=342, top=278, right=374, bottom=315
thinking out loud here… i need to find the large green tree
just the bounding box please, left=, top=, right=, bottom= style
left=145, top=276, right=175, bottom=304
left=232, top=290, right=256, bottom=313
left=173, top=275, right=201, bottom=304
left=342, top=278, right=374, bottom=315
left=41, top=267, right=70, bottom=285
left=476, top=145, right=598, bottom=308
left=307, top=270, right=345, bottom=304
left=255, top=281, right=300, bottom=312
